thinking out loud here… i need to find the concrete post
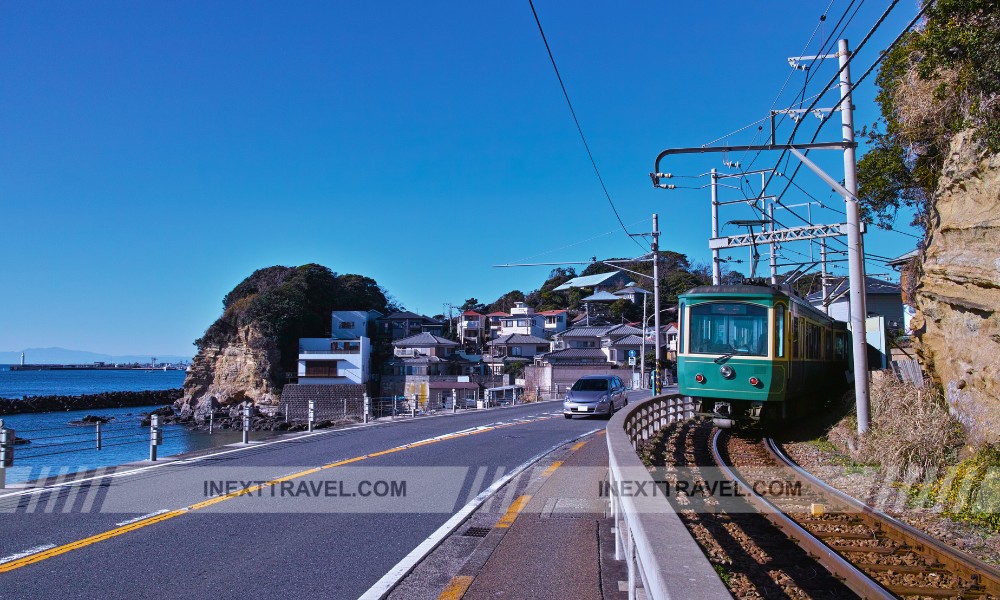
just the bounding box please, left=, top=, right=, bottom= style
left=411, top=394, right=417, bottom=418
left=242, top=403, right=250, bottom=444
left=209, top=410, right=214, bottom=434
left=343, top=398, right=347, bottom=418
left=0, top=425, right=12, bottom=489
left=363, top=393, right=370, bottom=423
left=452, top=388, right=457, bottom=413
left=96, top=422, right=102, bottom=450
left=149, top=415, right=160, bottom=461
left=308, top=399, right=315, bottom=432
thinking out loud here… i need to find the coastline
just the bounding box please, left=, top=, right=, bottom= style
left=0, top=388, right=183, bottom=416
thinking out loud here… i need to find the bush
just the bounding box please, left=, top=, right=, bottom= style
left=828, top=375, right=965, bottom=477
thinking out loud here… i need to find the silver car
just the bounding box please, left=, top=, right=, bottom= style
left=563, top=375, right=628, bottom=419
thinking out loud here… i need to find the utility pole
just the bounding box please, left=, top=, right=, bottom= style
left=769, top=202, right=778, bottom=284
left=821, top=239, right=830, bottom=315
left=839, top=38, right=870, bottom=434
left=652, top=213, right=662, bottom=395
left=640, top=291, right=648, bottom=389
left=711, top=169, right=720, bottom=285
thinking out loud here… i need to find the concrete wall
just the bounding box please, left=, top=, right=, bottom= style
left=524, top=364, right=629, bottom=394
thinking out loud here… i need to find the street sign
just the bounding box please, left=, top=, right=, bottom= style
left=628, top=349, right=636, bottom=358
left=628, top=356, right=636, bottom=366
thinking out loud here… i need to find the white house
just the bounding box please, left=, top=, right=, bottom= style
left=498, top=302, right=545, bottom=338
left=539, top=310, right=568, bottom=336
left=457, top=310, right=485, bottom=347
left=297, top=310, right=379, bottom=385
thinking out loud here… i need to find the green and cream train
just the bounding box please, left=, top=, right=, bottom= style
left=676, top=284, right=850, bottom=428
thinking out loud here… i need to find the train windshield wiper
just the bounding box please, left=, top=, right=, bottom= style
left=714, top=352, right=735, bottom=364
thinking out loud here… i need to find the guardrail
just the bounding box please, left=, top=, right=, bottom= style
left=606, top=394, right=730, bottom=600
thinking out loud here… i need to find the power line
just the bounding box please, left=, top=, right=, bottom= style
left=527, top=0, right=645, bottom=252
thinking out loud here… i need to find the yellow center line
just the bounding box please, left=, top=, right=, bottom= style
left=495, top=494, right=531, bottom=529
left=0, top=415, right=554, bottom=573
left=569, top=440, right=588, bottom=451
left=438, top=575, right=475, bottom=600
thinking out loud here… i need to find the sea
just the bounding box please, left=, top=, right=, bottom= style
left=0, top=365, right=263, bottom=484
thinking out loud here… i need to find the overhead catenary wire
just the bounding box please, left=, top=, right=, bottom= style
left=527, top=0, right=645, bottom=252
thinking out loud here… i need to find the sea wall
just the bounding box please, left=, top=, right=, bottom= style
left=0, top=389, right=183, bottom=416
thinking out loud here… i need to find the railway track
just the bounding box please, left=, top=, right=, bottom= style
left=712, top=430, right=1000, bottom=599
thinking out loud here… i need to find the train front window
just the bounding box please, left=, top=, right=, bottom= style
left=689, top=303, right=769, bottom=357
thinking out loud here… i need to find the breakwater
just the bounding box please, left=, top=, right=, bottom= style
left=0, top=388, right=183, bottom=416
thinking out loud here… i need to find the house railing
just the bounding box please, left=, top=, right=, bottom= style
left=606, top=395, right=730, bottom=600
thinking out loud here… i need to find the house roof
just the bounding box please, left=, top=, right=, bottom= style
left=540, top=348, right=611, bottom=361
left=394, top=332, right=460, bottom=347
left=887, top=248, right=920, bottom=268
left=488, top=334, right=550, bottom=346
left=612, top=334, right=644, bottom=346
left=557, top=325, right=616, bottom=338
left=462, top=310, right=483, bottom=316
left=553, top=271, right=634, bottom=292
left=486, top=312, right=510, bottom=317
left=604, top=324, right=642, bottom=336
left=380, top=310, right=428, bottom=321
left=581, top=291, right=621, bottom=302
left=538, top=310, right=567, bottom=316
left=805, top=276, right=901, bottom=302
left=614, top=285, right=652, bottom=296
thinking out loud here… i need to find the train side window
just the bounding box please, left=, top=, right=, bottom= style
left=678, top=302, right=685, bottom=354
left=774, top=304, right=785, bottom=358
left=835, top=332, right=846, bottom=359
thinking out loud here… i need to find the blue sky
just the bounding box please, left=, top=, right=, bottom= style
left=0, top=1, right=922, bottom=356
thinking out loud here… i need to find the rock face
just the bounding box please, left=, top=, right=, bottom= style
left=913, top=130, right=1000, bottom=446
left=176, top=324, right=282, bottom=418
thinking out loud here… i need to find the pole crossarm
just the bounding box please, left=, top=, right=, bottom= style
left=650, top=141, right=855, bottom=187
left=709, top=223, right=852, bottom=250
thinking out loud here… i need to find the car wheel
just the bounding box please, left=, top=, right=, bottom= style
left=564, top=414, right=572, bottom=419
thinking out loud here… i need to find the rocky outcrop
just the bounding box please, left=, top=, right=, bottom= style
left=175, top=324, right=282, bottom=419
left=912, top=130, right=1000, bottom=446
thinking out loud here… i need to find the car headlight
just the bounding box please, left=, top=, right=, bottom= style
left=597, top=395, right=610, bottom=404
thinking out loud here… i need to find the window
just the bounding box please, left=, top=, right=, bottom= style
left=339, top=321, right=355, bottom=329
left=689, top=303, right=769, bottom=356
left=304, top=361, right=337, bottom=377
left=512, top=346, right=522, bottom=356
left=536, top=345, right=548, bottom=353
left=572, top=378, right=609, bottom=392
left=330, top=341, right=361, bottom=353
left=835, top=332, right=847, bottom=359
left=805, top=322, right=821, bottom=359
left=774, top=304, right=785, bottom=358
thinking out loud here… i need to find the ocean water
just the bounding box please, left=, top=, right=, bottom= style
left=0, top=365, right=272, bottom=484
left=0, top=364, right=186, bottom=398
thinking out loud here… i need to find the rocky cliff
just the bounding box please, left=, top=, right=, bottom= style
left=177, top=324, right=282, bottom=420
left=912, top=131, right=1000, bottom=446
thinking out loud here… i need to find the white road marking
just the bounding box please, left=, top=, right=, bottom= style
left=0, top=544, right=57, bottom=565
left=115, top=509, right=169, bottom=526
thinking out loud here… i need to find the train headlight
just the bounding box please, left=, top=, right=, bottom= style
left=749, top=376, right=761, bottom=387
left=719, top=365, right=734, bottom=379
left=695, top=373, right=706, bottom=384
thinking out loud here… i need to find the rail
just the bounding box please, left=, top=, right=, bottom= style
left=606, top=394, right=730, bottom=600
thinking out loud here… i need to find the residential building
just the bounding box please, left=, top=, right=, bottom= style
left=297, top=310, right=381, bottom=385
left=457, top=310, right=485, bottom=348
left=613, top=283, right=652, bottom=304
left=539, top=310, right=568, bottom=336
left=377, top=311, right=445, bottom=341
left=381, top=332, right=483, bottom=397
left=485, top=312, right=508, bottom=340
left=484, top=333, right=551, bottom=374
left=806, top=276, right=905, bottom=331
left=498, top=302, right=545, bottom=338
left=548, top=323, right=644, bottom=366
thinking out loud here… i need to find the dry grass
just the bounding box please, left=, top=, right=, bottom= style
left=828, top=374, right=965, bottom=477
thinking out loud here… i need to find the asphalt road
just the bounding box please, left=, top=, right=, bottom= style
left=0, top=395, right=647, bottom=599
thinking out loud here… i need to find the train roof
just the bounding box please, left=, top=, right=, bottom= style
left=682, top=285, right=788, bottom=297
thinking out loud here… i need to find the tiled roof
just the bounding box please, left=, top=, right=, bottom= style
left=614, top=285, right=651, bottom=296
left=612, top=334, right=644, bottom=346
left=381, top=311, right=428, bottom=321
left=604, top=324, right=642, bottom=336
left=462, top=310, right=483, bottom=316
left=486, top=312, right=509, bottom=317
left=557, top=326, right=616, bottom=338
left=488, top=334, right=550, bottom=346
left=541, top=348, right=610, bottom=360
left=538, top=310, right=567, bottom=315
left=394, top=332, right=460, bottom=347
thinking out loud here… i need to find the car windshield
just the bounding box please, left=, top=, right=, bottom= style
left=689, top=302, right=769, bottom=356
left=572, top=378, right=609, bottom=392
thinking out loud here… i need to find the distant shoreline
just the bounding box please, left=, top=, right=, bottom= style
left=0, top=388, right=184, bottom=416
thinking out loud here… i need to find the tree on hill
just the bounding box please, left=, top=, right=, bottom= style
left=486, top=290, right=525, bottom=314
